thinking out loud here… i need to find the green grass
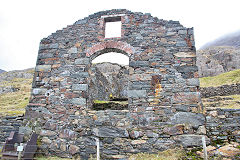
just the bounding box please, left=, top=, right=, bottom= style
left=0, top=78, right=32, bottom=116
left=214, top=95, right=240, bottom=109
left=35, top=148, right=185, bottom=160
left=200, top=69, right=240, bottom=87
left=93, top=100, right=110, bottom=104
left=129, top=148, right=185, bottom=160
left=202, top=95, right=240, bottom=109
left=36, top=156, right=71, bottom=160
left=93, top=100, right=128, bottom=105
left=200, top=69, right=240, bottom=109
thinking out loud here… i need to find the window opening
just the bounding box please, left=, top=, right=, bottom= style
left=92, top=52, right=129, bottom=66
left=89, top=52, right=130, bottom=110
left=104, top=16, right=122, bottom=38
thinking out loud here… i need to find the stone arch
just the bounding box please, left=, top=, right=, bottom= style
left=86, top=41, right=134, bottom=59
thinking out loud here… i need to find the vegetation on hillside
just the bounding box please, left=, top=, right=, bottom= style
left=0, top=69, right=5, bottom=74
left=35, top=148, right=187, bottom=160
left=36, top=156, right=71, bottom=160
left=200, top=69, right=240, bottom=109
left=0, top=78, right=32, bottom=116
left=202, top=95, right=240, bottom=109
left=200, top=69, right=240, bottom=87
left=129, top=148, right=185, bottom=160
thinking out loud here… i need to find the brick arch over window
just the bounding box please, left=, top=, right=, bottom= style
left=86, top=41, right=134, bottom=59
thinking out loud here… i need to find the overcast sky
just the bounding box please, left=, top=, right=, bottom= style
left=0, top=0, right=239, bottom=71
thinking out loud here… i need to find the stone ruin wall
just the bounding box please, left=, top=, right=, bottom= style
left=206, top=108, right=240, bottom=144
left=201, top=83, right=240, bottom=98
left=0, top=116, right=23, bottom=144
left=24, top=9, right=204, bottom=159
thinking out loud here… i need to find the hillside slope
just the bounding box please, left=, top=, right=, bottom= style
left=0, top=68, right=34, bottom=116
left=200, top=69, right=240, bottom=109
left=200, top=69, right=240, bottom=88
left=0, top=69, right=5, bottom=74
left=197, top=30, right=240, bottom=77
left=197, top=46, right=240, bottom=77
left=201, top=30, right=240, bottom=49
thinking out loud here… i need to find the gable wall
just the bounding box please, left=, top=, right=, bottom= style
left=25, top=9, right=204, bottom=158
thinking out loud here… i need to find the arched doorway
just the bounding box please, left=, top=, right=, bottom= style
left=88, top=51, right=131, bottom=110
left=86, top=41, right=134, bottom=110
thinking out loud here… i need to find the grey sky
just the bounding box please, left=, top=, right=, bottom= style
left=0, top=0, right=239, bottom=71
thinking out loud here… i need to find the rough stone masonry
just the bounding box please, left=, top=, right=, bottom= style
left=25, top=9, right=205, bottom=159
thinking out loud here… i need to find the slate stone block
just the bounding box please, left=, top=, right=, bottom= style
left=172, top=92, right=200, bottom=104
left=32, top=88, right=47, bottom=95
left=38, top=53, right=53, bottom=59
left=178, top=30, right=187, bottom=35
left=71, top=72, right=89, bottom=78
left=128, top=90, right=147, bottom=98
left=49, top=43, right=59, bottom=49
left=72, top=84, right=88, bottom=91
left=36, top=65, right=51, bottom=72
left=170, top=112, right=205, bottom=128
left=72, top=98, right=86, bottom=105
left=93, top=127, right=129, bottom=138
left=39, top=43, right=58, bottom=50
left=68, top=47, right=77, bottom=54
left=176, top=41, right=187, bottom=47
left=176, top=65, right=198, bottom=73
left=129, top=61, right=149, bottom=67
left=174, top=134, right=210, bottom=147
left=154, top=139, right=175, bottom=150
left=75, top=58, right=90, bottom=65
left=186, top=78, right=200, bottom=86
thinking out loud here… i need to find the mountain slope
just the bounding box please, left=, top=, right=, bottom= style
left=0, top=68, right=34, bottom=116
left=201, top=30, right=240, bottom=49
left=197, top=30, right=240, bottom=77
left=200, top=69, right=240, bottom=109
left=200, top=69, right=240, bottom=88
left=0, top=69, right=6, bottom=74
left=197, top=46, right=240, bottom=77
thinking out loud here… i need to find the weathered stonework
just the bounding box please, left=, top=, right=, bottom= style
left=200, top=83, right=240, bottom=98
left=0, top=116, right=24, bottom=143
left=25, top=9, right=203, bottom=159
left=206, top=108, right=240, bottom=143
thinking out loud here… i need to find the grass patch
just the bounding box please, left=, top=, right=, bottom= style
left=0, top=78, right=32, bottom=116
left=200, top=69, right=240, bottom=87
left=129, top=148, right=185, bottom=160
left=93, top=100, right=128, bottom=105
left=21, top=148, right=206, bottom=160
left=93, top=99, right=128, bottom=110
left=93, top=100, right=110, bottom=104
left=202, top=95, right=240, bottom=109
left=36, top=156, right=71, bottom=160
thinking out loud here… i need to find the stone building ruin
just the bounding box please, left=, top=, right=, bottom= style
left=25, top=9, right=205, bottom=159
